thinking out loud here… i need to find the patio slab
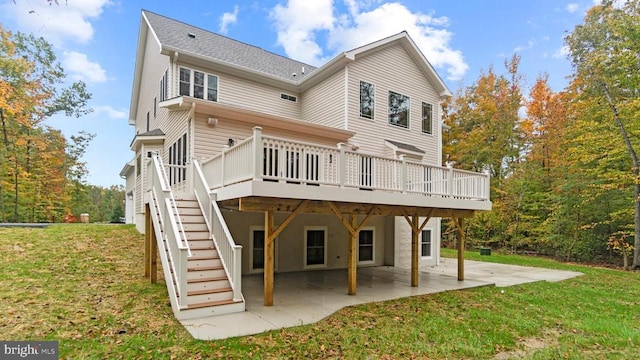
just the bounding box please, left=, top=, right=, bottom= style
left=431, top=258, right=583, bottom=287
left=181, top=260, right=582, bottom=340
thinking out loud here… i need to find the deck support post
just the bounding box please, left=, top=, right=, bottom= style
left=348, top=214, right=357, bottom=295
left=144, top=204, right=151, bottom=279
left=326, top=201, right=376, bottom=296
left=402, top=210, right=434, bottom=287
left=264, top=210, right=275, bottom=306
left=411, top=215, right=419, bottom=287
left=144, top=204, right=157, bottom=283
left=262, top=200, right=309, bottom=306
left=146, top=204, right=158, bottom=284
left=456, top=217, right=465, bottom=281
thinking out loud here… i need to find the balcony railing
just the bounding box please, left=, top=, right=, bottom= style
left=199, top=127, right=490, bottom=201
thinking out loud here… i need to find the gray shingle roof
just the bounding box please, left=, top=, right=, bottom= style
left=143, top=10, right=317, bottom=82
left=385, top=139, right=425, bottom=154
left=137, top=128, right=165, bottom=137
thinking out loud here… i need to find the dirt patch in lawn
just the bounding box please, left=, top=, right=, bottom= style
left=494, top=329, right=561, bottom=359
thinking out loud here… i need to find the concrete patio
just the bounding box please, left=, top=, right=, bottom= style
left=181, top=259, right=582, bottom=340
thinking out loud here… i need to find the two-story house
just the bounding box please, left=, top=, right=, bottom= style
left=121, top=10, right=491, bottom=321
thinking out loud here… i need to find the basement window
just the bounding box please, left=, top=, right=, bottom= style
left=280, top=93, right=297, bottom=102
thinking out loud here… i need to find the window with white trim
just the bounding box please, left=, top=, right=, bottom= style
left=160, top=69, right=168, bottom=101
left=179, top=67, right=218, bottom=102
left=388, top=91, right=410, bottom=128
left=358, top=228, right=374, bottom=264
left=421, top=229, right=432, bottom=257
left=251, top=228, right=265, bottom=270
left=359, top=81, right=375, bottom=119
left=305, top=227, right=327, bottom=267
left=168, top=133, right=187, bottom=185
left=422, top=102, right=433, bottom=134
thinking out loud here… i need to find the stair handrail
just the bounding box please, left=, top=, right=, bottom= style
left=193, top=159, right=243, bottom=302
left=148, top=154, right=191, bottom=309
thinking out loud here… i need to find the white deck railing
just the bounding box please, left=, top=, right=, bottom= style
left=200, top=126, right=490, bottom=201
left=193, top=160, right=243, bottom=302
left=147, top=154, right=191, bottom=309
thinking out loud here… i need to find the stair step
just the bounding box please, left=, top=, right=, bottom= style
left=182, top=223, right=208, bottom=232
left=175, top=200, right=199, bottom=208
left=176, top=207, right=201, bottom=216
left=190, top=248, right=218, bottom=258
left=185, top=231, right=210, bottom=240
left=186, top=289, right=234, bottom=305
left=187, top=276, right=227, bottom=284
left=186, top=298, right=242, bottom=310
left=186, top=267, right=226, bottom=280
left=188, top=287, right=232, bottom=296
left=179, top=215, right=206, bottom=223
left=188, top=265, right=223, bottom=272
left=188, top=241, right=215, bottom=250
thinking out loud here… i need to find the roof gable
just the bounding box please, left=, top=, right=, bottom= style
left=343, top=32, right=452, bottom=98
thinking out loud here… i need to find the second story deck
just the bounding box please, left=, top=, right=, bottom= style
left=191, top=127, right=491, bottom=215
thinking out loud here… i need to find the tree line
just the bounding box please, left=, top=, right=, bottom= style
left=443, top=0, right=640, bottom=269
left=0, top=24, right=124, bottom=223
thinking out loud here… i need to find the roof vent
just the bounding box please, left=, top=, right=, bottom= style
left=187, top=32, right=196, bottom=39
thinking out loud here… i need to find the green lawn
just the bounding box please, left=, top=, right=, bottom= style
left=1, top=225, right=639, bottom=359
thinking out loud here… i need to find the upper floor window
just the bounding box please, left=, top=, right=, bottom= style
left=422, top=102, right=433, bottom=134
left=179, top=67, right=218, bottom=102
left=359, top=81, right=374, bottom=119
left=388, top=91, right=409, bottom=128
left=160, top=69, right=168, bottom=101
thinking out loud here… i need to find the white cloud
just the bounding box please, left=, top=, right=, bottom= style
left=93, top=105, right=127, bottom=119
left=513, top=40, right=535, bottom=53
left=552, top=45, right=570, bottom=59
left=271, top=0, right=335, bottom=65
left=63, top=51, right=107, bottom=83
left=219, top=5, right=239, bottom=34
left=566, top=3, right=580, bottom=13
left=270, top=1, right=467, bottom=81
left=1, top=0, right=111, bottom=45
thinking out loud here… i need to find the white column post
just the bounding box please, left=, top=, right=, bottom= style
left=400, top=154, right=407, bottom=193
left=221, top=145, right=228, bottom=186
left=337, top=143, right=346, bottom=188
left=483, top=169, right=491, bottom=201
left=253, top=126, right=263, bottom=180
left=446, top=162, right=454, bottom=197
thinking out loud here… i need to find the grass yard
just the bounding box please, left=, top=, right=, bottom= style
left=1, top=225, right=639, bottom=359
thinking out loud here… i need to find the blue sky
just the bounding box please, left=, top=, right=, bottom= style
left=0, top=0, right=599, bottom=187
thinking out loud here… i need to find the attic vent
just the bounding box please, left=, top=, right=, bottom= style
left=187, top=32, right=196, bottom=38
left=280, top=93, right=297, bottom=102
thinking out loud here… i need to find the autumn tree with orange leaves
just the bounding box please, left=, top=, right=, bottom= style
left=0, top=25, right=92, bottom=222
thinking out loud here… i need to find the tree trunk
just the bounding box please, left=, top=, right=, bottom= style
left=601, top=84, right=640, bottom=269
left=0, top=108, right=7, bottom=223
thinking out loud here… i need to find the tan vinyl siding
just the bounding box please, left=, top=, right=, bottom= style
left=301, top=68, right=345, bottom=128
left=174, top=62, right=301, bottom=120
left=347, top=44, right=441, bottom=165
left=193, top=114, right=343, bottom=161
left=222, top=211, right=389, bottom=274
left=162, top=110, right=189, bottom=164
left=136, top=36, right=170, bottom=134
left=193, top=115, right=252, bottom=160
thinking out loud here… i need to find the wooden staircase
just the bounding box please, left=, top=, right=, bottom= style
left=161, top=197, right=244, bottom=319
